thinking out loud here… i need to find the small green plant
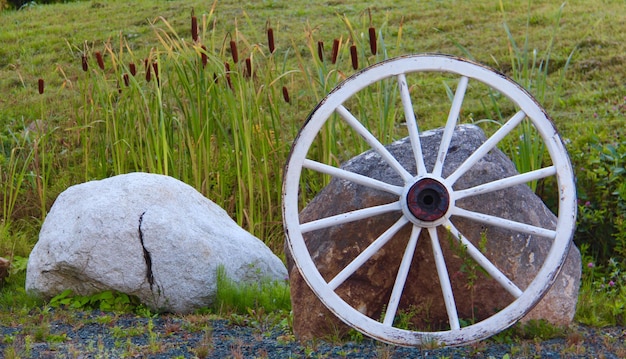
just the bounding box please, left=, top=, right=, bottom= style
left=146, top=319, right=163, bottom=353
left=487, top=355, right=511, bottom=359
left=192, top=326, right=214, bottom=359
left=49, top=289, right=145, bottom=313
left=45, top=333, right=68, bottom=343
left=576, top=248, right=626, bottom=327
left=111, top=323, right=145, bottom=338
left=517, top=319, right=564, bottom=341
left=347, top=328, right=364, bottom=344
left=389, top=303, right=432, bottom=331
left=7, top=256, right=27, bottom=277
left=575, top=136, right=626, bottom=261
left=420, top=335, right=443, bottom=350
left=489, top=319, right=564, bottom=348
left=446, top=230, right=490, bottom=324
left=212, top=265, right=290, bottom=316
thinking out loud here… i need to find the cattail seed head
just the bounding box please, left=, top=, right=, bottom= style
left=145, top=62, right=152, bottom=82
left=95, top=51, right=105, bottom=70
left=267, top=28, right=275, bottom=53
left=81, top=55, right=88, bottom=72
left=129, top=62, right=136, bottom=76
left=282, top=86, right=290, bottom=103
left=38, top=78, right=44, bottom=94
left=191, top=15, right=199, bottom=42
left=331, top=39, right=339, bottom=64
left=230, top=40, right=239, bottom=63
left=123, top=73, right=130, bottom=87
left=152, top=62, right=159, bottom=85
left=244, top=57, right=252, bottom=78
left=368, top=27, right=377, bottom=55
left=317, top=41, right=324, bottom=62
left=350, top=45, right=358, bottom=70
left=224, top=62, right=232, bottom=89
left=201, top=45, right=208, bottom=68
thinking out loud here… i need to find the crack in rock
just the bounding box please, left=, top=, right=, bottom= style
left=138, top=211, right=155, bottom=290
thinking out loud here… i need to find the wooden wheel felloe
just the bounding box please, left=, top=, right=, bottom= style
left=282, top=54, right=576, bottom=347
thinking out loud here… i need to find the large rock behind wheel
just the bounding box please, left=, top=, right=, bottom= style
left=287, top=124, right=581, bottom=341
left=26, top=172, right=287, bottom=313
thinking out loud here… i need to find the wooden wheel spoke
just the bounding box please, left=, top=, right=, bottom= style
left=451, top=207, right=556, bottom=239
left=433, top=76, right=469, bottom=177
left=428, top=227, right=460, bottom=331
left=383, top=225, right=422, bottom=327
left=397, top=73, right=427, bottom=176
left=445, top=221, right=523, bottom=298
left=328, top=216, right=410, bottom=290
left=336, top=105, right=414, bottom=182
left=454, top=166, right=557, bottom=200
left=300, top=202, right=402, bottom=233
left=446, top=110, right=526, bottom=185
left=303, top=159, right=404, bottom=196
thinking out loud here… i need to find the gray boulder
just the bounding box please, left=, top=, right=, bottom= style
left=287, top=124, right=581, bottom=340
left=26, top=172, right=287, bottom=313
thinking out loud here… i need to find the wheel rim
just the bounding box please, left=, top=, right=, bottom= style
left=282, top=54, right=577, bottom=346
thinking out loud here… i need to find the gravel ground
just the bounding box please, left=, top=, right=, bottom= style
left=0, top=310, right=624, bottom=358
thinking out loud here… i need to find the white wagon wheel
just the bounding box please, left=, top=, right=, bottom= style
left=282, top=54, right=576, bottom=347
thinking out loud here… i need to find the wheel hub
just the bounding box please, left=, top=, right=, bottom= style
left=405, top=178, right=450, bottom=222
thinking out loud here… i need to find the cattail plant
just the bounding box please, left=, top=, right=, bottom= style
left=152, top=62, right=160, bottom=85
left=95, top=51, right=105, bottom=70
left=317, top=41, right=324, bottom=62
left=282, top=86, right=290, bottom=103
left=331, top=39, right=339, bottom=64
left=244, top=58, right=252, bottom=78
left=123, top=73, right=130, bottom=87
left=81, top=55, right=88, bottom=72
left=224, top=62, right=232, bottom=89
left=350, top=44, right=358, bottom=70
left=191, top=14, right=199, bottom=42
left=267, top=27, right=275, bottom=53
left=129, top=62, right=137, bottom=76
left=35, top=77, right=48, bottom=221
left=369, top=27, right=377, bottom=55
left=145, top=59, right=152, bottom=82
left=230, top=40, right=239, bottom=63
left=201, top=45, right=208, bottom=68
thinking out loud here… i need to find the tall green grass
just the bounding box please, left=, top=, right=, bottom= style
left=499, top=1, right=575, bottom=192
left=68, top=9, right=415, bottom=252
left=72, top=12, right=302, bottom=253
left=0, top=126, right=34, bottom=256
left=212, top=265, right=290, bottom=315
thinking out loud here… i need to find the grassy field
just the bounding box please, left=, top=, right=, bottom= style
left=0, top=0, right=625, bottom=344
